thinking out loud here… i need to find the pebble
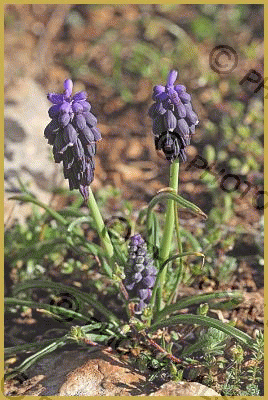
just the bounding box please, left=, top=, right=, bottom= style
left=151, top=381, right=220, bottom=396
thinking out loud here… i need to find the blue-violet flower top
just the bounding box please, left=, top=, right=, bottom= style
left=44, top=79, right=101, bottom=200
left=148, top=70, right=199, bottom=162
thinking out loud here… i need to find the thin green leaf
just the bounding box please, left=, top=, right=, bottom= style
left=66, top=217, right=106, bottom=256
left=12, top=280, right=120, bottom=326
left=5, top=336, right=71, bottom=380
left=67, top=216, right=92, bottom=233
left=4, top=339, right=58, bottom=356
left=68, top=234, right=104, bottom=257
left=58, top=208, right=89, bottom=218
left=152, top=211, right=160, bottom=250
left=8, top=239, right=72, bottom=262
left=83, top=333, right=110, bottom=342
left=98, top=257, right=113, bottom=278
left=4, top=323, right=116, bottom=376
left=5, top=298, right=89, bottom=323
left=110, top=239, right=127, bottom=266
left=9, top=194, right=68, bottom=226
left=149, top=314, right=254, bottom=349
left=146, top=208, right=154, bottom=253
left=161, top=252, right=205, bottom=275
left=208, top=297, right=244, bottom=310
left=82, top=323, right=105, bottom=332
left=147, top=191, right=207, bottom=221
left=155, top=291, right=244, bottom=322
left=179, top=227, right=202, bottom=252
left=146, top=210, right=160, bottom=259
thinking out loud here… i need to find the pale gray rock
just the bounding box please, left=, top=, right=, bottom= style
left=4, top=77, right=65, bottom=224
left=150, top=380, right=220, bottom=396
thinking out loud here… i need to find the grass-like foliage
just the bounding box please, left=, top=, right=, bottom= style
left=5, top=181, right=261, bottom=386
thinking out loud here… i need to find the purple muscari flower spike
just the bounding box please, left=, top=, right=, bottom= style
left=123, top=234, right=157, bottom=314
left=148, top=69, right=199, bottom=162
left=44, top=79, right=101, bottom=200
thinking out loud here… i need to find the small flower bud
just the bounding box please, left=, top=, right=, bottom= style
left=231, top=345, right=244, bottom=364
left=197, top=303, right=209, bottom=316
left=120, top=324, right=131, bottom=335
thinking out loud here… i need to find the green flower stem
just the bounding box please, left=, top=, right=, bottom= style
left=87, top=187, right=114, bottom=261
left=167, top=202, right=183, bottom=305
left=88, top=187, right=129, bottom=311
left=158, top=159, right=180, bottom=296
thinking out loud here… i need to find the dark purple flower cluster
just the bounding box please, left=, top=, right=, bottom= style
left=124, top=234, right=157, bottom=314
left=148, top=70, right=199, bottom=162
left=44, top=79, right=101, bottom=200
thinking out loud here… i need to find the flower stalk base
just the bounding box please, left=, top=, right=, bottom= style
left=159, top=159, right=180, bottom=299
left=87, top=187, right=114, bottom=261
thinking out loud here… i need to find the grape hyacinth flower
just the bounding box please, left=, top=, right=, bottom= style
left=148, top=70, right=199, bottom=162
left=124, top=234, right=157, bottom=314
left=44, top=79, right=102, bottom=201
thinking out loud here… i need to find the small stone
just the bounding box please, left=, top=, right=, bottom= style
left=150, top=381, right=220, bottom=396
